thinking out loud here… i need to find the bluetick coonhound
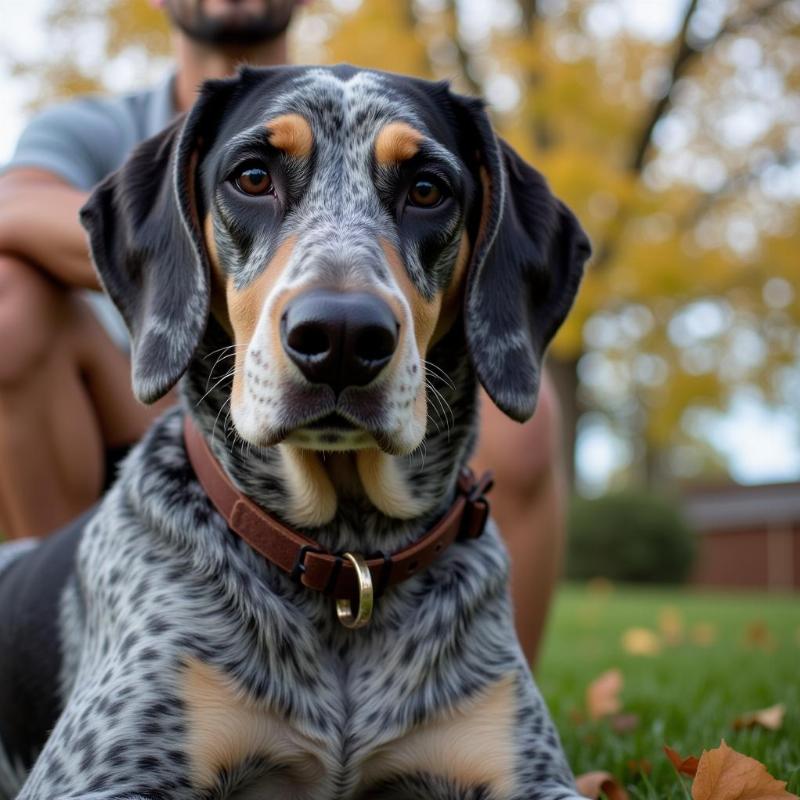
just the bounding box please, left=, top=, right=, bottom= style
left=0, top=65, right=590, bottom=799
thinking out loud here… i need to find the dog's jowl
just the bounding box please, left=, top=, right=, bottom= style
left=0, top=66, right=590, bottom=800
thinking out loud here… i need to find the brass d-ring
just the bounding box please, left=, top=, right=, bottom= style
left=335, top=552, right=374, bottom=629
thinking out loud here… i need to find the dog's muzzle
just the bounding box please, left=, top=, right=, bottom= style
left=281, top=290, right=399, bottom=394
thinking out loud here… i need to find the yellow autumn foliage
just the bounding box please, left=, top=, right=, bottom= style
left=10, top=0, right=799, bottom=480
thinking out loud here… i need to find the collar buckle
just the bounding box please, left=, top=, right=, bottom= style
left=458, top=470, right=494, bottom=541
left=290, top=544, right=324, bottom=583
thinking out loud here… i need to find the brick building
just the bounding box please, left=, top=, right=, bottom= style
left=683, top=482, right=800, bottom=591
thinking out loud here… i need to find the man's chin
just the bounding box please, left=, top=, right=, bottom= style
left=166, top=0, right=296, bottom=46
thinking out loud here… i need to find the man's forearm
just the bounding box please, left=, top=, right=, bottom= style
left=0, top=169, right=99, bottom=290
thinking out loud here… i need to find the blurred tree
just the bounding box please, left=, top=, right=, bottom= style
left=10, top=0, right=800, bottom=488
left=324, top=0, right=800, bottom=488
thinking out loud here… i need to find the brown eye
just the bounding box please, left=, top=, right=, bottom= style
left=234, top=165, right=272, bottom=196
left=408, top=177, right=444, bottom=208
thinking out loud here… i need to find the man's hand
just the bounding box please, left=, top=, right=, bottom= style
left=0, top=168, right=99, bottom=290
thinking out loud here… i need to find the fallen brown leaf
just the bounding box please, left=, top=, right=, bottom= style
left=743, top=620, right=777, bottom=652
left=691, top=622, right=718, bottom=647
left=575, top=771, right=629, bottom=799
left=659, top=605, right=684, bottom=645
left=586, top=668, right=623, bottom=720
left=692, top=740, right=798, bottom=800
left=621, top=627, right=662, bottom=656
left=664, top=745, right=700, bottom=777
left=733, top=704, right=785, bottom=732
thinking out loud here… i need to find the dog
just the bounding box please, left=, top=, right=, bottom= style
left=0, top=65, right=590, bottom=799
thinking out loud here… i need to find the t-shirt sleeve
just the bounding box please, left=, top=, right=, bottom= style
left=2, top=97, right=134, bottom=190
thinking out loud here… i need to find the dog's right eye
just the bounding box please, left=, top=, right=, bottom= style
left=233, top=164, right=273, bottom=197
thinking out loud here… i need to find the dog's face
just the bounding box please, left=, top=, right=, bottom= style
left=81, top=65, right=590, bottom=458
left=201, top=69, right=477, bottom=454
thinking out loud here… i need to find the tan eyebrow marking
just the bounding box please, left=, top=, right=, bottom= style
left=265, top=113, right=314, bottom=158
left=374, top=121, right=424, bottom=166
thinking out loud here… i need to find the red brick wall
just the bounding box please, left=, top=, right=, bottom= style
left=692, top=527, right=799, bottom=590
left=692, top=529, right=768, bottom=589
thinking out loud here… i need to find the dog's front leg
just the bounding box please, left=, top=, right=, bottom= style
left=362, top=666, right=585, bottom=800
left=506, top=668, right=586, bottom=800
left=14, top=668, right=192, bottom=800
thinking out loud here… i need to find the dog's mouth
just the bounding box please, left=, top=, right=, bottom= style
left=286, top=399, right=398, bottom=453
left=305, top=413, right=358, bottom=431
left=248, top=383, right=418, bottom=454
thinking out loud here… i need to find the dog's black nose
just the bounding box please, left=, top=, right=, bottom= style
left=282, top=290, right=399, bottom=392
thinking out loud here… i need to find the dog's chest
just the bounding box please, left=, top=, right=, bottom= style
left=180, top=651, right=519, bottom=800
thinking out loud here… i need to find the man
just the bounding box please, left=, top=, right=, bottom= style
left=0, top=0, right=565, bottom=665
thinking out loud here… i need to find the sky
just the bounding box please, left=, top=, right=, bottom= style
left=1, top=0, right=798, bottom=492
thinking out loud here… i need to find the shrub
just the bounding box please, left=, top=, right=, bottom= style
left=566, top=490, right=696, bottom=584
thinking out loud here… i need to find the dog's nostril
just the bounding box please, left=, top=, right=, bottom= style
left=282, top=290, right=399, bottom=391
left=355, top=325, right=397, bottom=363
left=288, top=323, right=330, bottom=357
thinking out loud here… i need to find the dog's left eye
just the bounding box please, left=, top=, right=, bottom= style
left=233, top=164, right=273, bottom=196
left=407, top=176, right=446, bottom=208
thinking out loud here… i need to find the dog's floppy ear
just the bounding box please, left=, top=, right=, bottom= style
left=80, top=79, right=236, bottom=404
left=452, top=94, right=591, bottom=422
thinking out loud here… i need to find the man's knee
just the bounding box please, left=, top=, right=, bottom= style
left=0, top=253, right=70, bottom=387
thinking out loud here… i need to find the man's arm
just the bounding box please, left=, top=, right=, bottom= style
left=0, top=168, right=98, bottom=290
left=0, top=95, right=135, bottom=290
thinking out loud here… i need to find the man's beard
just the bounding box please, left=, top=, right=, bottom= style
left=166, top=1, right=297, bottom=47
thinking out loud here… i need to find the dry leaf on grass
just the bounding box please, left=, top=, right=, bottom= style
left=586, top=668, right=623, bottom=720
left=691, top=740, right=798, bottom=799
left=733, top=704, right=785, bottom=731
left=743, top=620, right=777, bottom=651
left=575, top=771, right=629, bottom=799
left=621, top=627, right=662, bottom=656
left=691, top=622, right=718, bottom=647
left=659, top=605, right=684, bottom=644
left=664, top=745, right=700, bottom=777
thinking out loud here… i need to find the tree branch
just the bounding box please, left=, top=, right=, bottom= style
left=630, top=0, right=792, bottom=173
left=520, top=0, right=541, bottom=35
left=444, top=0, right=483, bottom=95
left=595, top=0, right=792, bottom=271
left=629, top=0, right=701, bottom=173
left=402, top=0, right=417, bottom=28
left=677, top=146, right=796, bottom=228
left=714, top=0, right=792, bottom=42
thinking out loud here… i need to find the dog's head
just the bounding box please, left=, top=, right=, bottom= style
left=81, top=66, right=590, bottom=457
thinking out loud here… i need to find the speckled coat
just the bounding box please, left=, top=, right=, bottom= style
left=0, top=65, right=590, bottom=799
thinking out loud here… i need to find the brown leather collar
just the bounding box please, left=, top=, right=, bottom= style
left=183, top=415, right=493, bottom=603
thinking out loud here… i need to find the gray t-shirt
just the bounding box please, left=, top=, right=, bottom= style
left=3, top=76, right=177, bottom=347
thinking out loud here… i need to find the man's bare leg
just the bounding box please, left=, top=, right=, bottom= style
left=472, top=374, right=567, bottom=668
left=0, top=254, right=165, bottom=539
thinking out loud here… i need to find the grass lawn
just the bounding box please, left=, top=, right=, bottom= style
left=536, top=583, right=800, bottom=797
